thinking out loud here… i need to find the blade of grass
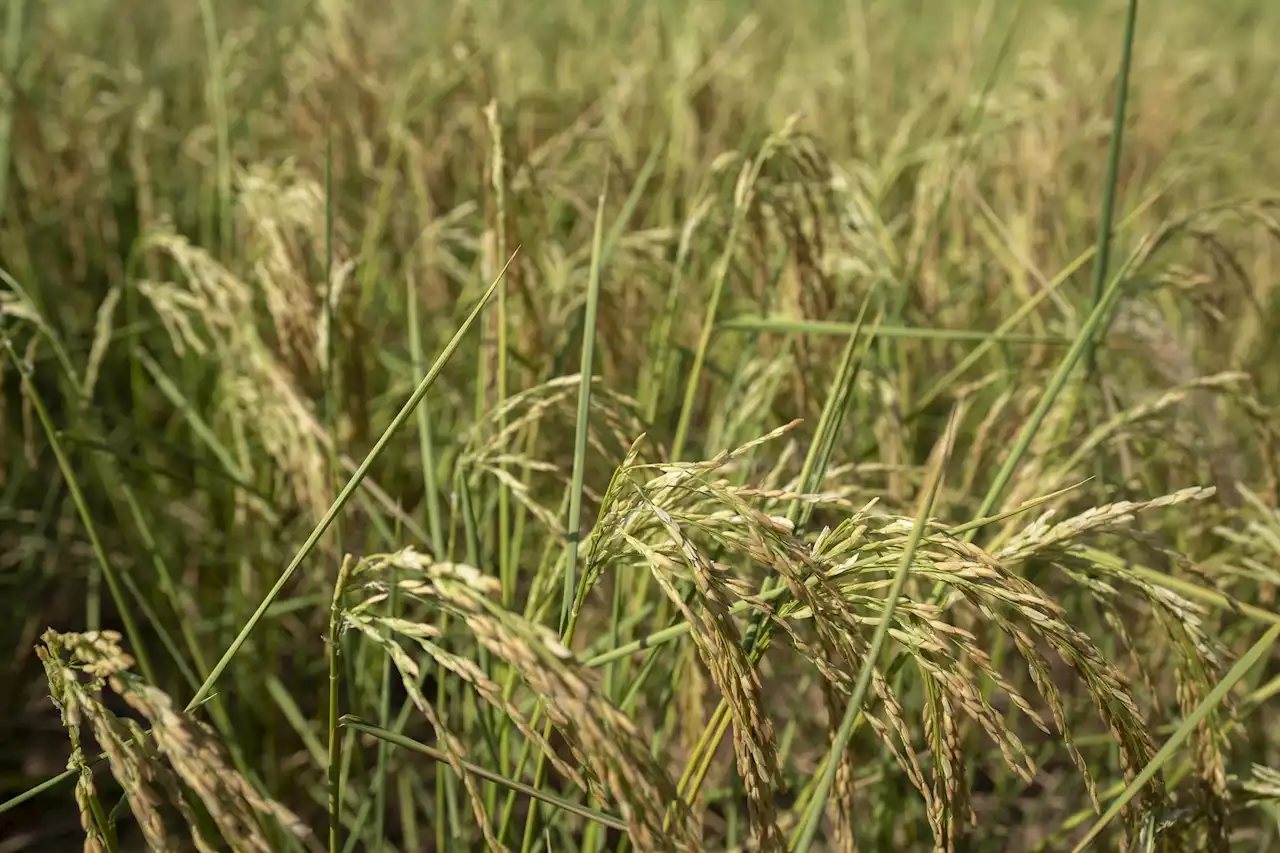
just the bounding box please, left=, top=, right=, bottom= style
left=195, top=0, right=231, bottom=258
left=0, top=0, right=27, bottom=218
left=485, top=101, right=515, bottom=611
left=117, top=572, right=197, bottom=689
left=340, top=717, right=629, bottom=834
left=600, top=136, right=662, bottom=265
left=135, top=347, right=250, bottom=481
left=1083, top=0, right=1140, bottom=377
left=540, top=140, right=662, bottom=705
left=722, top=315, right=1071, bottom=345
left=561, top=187, right=607, bottom=635
left=405, top=273, right=447, bottom=557
left=322, top=119, right=344, bottom=551
left=265, top=674, right=328, bottom=766
left=790, top=407, right=958, bottom=853
left=397, top=775, right=420, bottom=853
left=518, top=184, right=608, bottom=853
left=2, top=335, right=156, bottom=684
left=110, top=461, right=242, bottom=719
left=370, top=517, right=401, bottom=853
left=1079, top=0, right=1141, bottom=504
left=791, top=302, right=881, bottom=532
left=327, top=555, right=355, bottom=853
left=504, top=143, right=662, bottom=636
left=1070, top=621, right=1280, bottom=852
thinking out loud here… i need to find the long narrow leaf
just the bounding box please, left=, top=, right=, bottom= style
left=1071, top=622, right=1280, bottom=852
left=340, top=717, right=628, bottom=833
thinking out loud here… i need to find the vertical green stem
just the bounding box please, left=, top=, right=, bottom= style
left=560, top=189, right=607, bottom=635
left=327, top=555, right=355, bottom=853
left=195, top=0, right=231, bottom=259
left=0, top=0, right=26, bottom=218
left=486, top=101, right=514, bottom=608
left=1084, top=0, right=1140, bottom=377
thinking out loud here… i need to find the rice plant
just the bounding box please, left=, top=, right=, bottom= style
left=3, top=0, right=1280, bottom=851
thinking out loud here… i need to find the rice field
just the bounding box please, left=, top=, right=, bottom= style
left=2, top=0, right=1280, bottom=850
